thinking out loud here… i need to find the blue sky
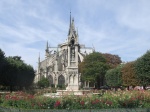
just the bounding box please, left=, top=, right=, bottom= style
left=0, top=0, right=150, bottom=69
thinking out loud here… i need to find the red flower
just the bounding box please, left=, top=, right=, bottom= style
left=54, top=100, right=61, bottom=107
left=27, top=95, right=34, bottom=99
left=80, top=101, right=84, bottom=106
left=95, top=99, right=100, bottom=103
left=92, top=99, right=100, bottom=104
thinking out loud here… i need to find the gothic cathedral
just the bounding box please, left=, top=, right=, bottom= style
left=34, top=14, right=93, bottom=90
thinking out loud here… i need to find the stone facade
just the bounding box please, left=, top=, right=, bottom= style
left=34, top=14, right=93, bottom=90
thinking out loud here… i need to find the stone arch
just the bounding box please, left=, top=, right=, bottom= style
left=58, top=75, right=65, bottom=85
left=48, top=75, right=53, bottom=85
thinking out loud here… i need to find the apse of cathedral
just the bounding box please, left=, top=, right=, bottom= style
left=35, top=14, right=94, bottom=90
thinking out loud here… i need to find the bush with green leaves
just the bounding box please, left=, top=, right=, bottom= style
left=37, top=77, right=49, bottom=88
left=105, top=65, right=123, bottom=88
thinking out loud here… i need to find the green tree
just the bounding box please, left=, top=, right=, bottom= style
left=105, top=65, right=123, bottom=89
left=134, top=50, right=150, bottom=89
left=79, top=52, right=109, bottom=88
left=0, top=49, right=6, bottom=85
left=2, top=56, right=35, bottom=91
left=122, top=62, right=140, bottom=88
left=37, top=76, right=49, bottom=88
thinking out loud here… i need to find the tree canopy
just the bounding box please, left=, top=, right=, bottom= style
left=134, top=50, right=150, bottom=87
left=0, top=49, right=35, bottom=91
left=102, top=53, right=122, bottom=68
left=121, top=62, right=140, bottom=87
left=79, top=52, right=109, bottom=88
left=0, top=49, right=7, bottom=85
left=105, top=65, right=123, bottom=88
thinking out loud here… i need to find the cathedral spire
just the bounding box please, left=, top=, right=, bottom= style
left=70, top=11, right=71, bottom=28
left=46, top=41, right=49, bottom=50
left=38, top=52, right=40, bottom=63
left=45, top=41, right=49, bottom=57
left=67, top=12, right=78, bottom=44
left=68, top=12, right=76, bottom=36
left=71, top=17, right=75, bottom=31
left=68, top=11, right=72, bottom=36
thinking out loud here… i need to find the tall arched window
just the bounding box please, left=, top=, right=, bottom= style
left=48, top=75, right=53, bottom=85
left=58, top=75, right=65, bottom=85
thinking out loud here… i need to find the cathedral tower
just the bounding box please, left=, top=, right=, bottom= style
left=66, top=12, right=80, bottom=90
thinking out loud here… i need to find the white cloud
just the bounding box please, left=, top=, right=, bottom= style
left=0, top=0, right=150, bottom=68
left=108, top=1, right=150, bottom=32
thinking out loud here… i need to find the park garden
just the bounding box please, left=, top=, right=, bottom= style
left=0, top=48, right=150, bottom=111
left=0, top=90, right=150, bottom=110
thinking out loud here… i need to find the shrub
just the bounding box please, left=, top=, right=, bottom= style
left=0, top=90, right=150, bottom=109
left=37, top=77, right=49, bottom=88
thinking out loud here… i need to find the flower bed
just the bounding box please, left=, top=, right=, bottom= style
left=0, top=90, right=150, bottom=109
